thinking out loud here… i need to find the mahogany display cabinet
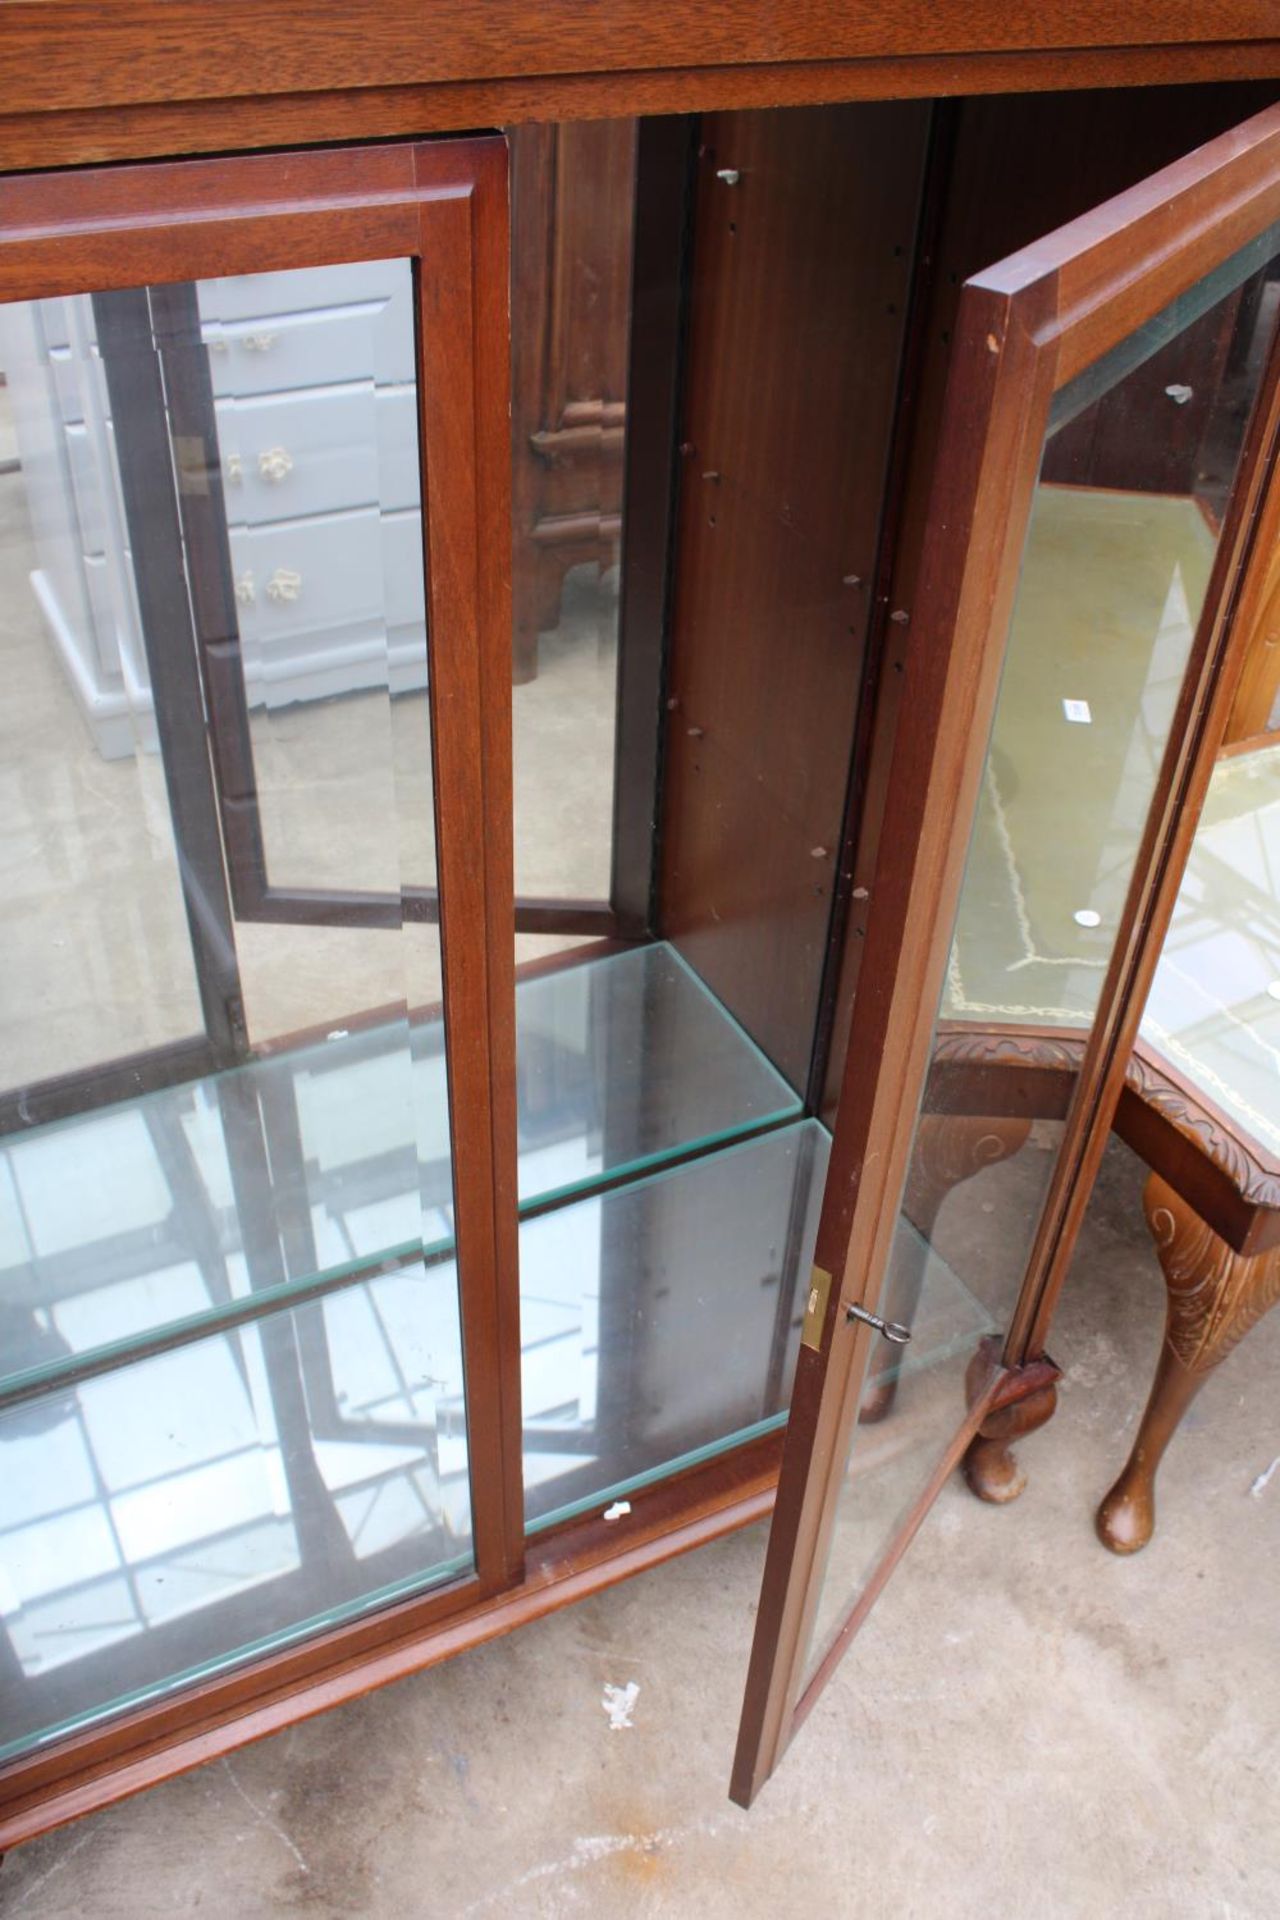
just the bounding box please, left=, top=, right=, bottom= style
left=1, top=7, right=1280, bottom=1845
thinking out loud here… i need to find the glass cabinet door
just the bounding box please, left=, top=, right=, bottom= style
left=0, top=140, right=517, bottom=1765
left=731, top=101, right=1280, bottom=1806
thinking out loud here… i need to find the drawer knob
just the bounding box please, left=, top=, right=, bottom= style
left=235, top=569, right=255, bottom=605
left=266, top=567, right=303, bottom=605
left=224, top=452, right=244, bottom=486
left=243, top=332, right=277, bottom=354
left=258, top=446, right=294, bottom=483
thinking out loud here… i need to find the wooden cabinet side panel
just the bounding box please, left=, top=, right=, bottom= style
left=657, top=101, right=930, bottom=1089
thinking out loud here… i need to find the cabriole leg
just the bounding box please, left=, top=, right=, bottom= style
left=1097, top=1174, right=1280, bottom=1554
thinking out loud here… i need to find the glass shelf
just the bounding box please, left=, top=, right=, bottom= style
left=0, top=1262, right=473, bottom=1763
left=0, top=941, right=801, bottom=1400
left=514, top=941, right=801, bottom=1206
left=521, top=1119, right=828, bottom=1530
left=519, top=1122, right=994, bottom=1533
left=0, top=1098, right=995, bottom=1762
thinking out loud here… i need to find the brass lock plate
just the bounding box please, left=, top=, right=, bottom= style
left=800, top=1263, right=833, bottom=1351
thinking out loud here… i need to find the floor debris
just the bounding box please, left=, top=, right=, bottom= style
left=601, top=1681, right=640, bottom=1731
left=1249, top=1456, right=1280, bottom=1498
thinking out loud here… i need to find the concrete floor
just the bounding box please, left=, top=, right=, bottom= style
left=4, top=1136, right=1277, bottom=1918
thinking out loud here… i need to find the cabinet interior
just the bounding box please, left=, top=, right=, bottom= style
left=0, top=78, right=1273, bottom=1764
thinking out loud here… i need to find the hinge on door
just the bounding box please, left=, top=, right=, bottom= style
left=800, top=1263, right=833, bottom=1351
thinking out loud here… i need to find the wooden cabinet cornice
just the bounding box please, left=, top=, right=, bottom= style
left=1, top=4, right=1280, bottom=171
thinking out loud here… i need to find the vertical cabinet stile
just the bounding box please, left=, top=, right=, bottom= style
left=414, top=147, right=525, bottom=1590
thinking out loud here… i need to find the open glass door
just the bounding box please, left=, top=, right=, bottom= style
left=731, top=101, right=1280, bottom=1806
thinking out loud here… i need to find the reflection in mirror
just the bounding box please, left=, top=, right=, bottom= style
left=800, top=231, right=1280, bottom=1687
left=509, top=121, right=636, bottom=911
left=0, top=261, right=470, bottom=1762
left=0, top=1272, right=470, bottom=1762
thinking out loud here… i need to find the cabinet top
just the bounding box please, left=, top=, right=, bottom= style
left=1, top=0, right=1279, bottom=174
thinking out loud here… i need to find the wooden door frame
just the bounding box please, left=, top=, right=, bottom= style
left=0, top=134, right=525, bottom=1815
left=730, top=100, right=1280, bottom=1807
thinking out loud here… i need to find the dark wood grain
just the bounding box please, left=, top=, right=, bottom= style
left=1, top=2, right=1277, bottom=122
left=3, top=45, right=1280, bottom=177
left=6, top=11, right=1280, bottom=1851
left=657, top=102, right=929, bottom=1089
left=411, top=139, right=527, bottom=1589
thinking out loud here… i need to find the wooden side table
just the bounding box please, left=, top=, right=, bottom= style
left=930, top=711, right=1280, bottom=1551
left=1100, top=742, right=1280, bottom=1550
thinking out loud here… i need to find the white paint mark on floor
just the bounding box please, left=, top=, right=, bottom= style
left=1249, top=1455, right=1280, bottom=1497
left=601, top=1680, right=640, bottom=1731
left=454, top=1806, right=781, bottom=1917
left=222, top=1755, right=310, bottom=1874
left=10, top=1827, right=95, bottom=1909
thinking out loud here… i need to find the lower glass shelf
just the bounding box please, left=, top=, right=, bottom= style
left=0, top=1261, right=473, bottom=1763
left=0, top=940, right=800, bottom=1400
left=521, top=1120, right=829, bottom=1530
left=0, top=1108, right=1002, bottom=1763
left=517, top=1125, right=995, bottom=1532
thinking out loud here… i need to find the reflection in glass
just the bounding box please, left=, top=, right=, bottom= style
left=0, top=300, right=204, bottom=1090
left=0, top=940, right=802, bottom=1410
left=1142, top=742, right=1280, bottom=1156
left=509, top=119, right=636, bottom=907
left=0, top=262, right=469, bottom=1762
left=514, top=942, right=801, bottom=1205
left=801, top=235, right=1280, bottom=1686
left=0, top=1271, right=470, bottom=1761
left=522, top=1122, right=829, bottom=1529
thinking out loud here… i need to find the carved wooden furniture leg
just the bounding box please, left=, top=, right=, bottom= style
left=1097, top=1174, right=1280, bottom=1554
left=859, top=1112, right=1032, bottom=1424
left=962, top=1334, right=1060, bottom=1503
